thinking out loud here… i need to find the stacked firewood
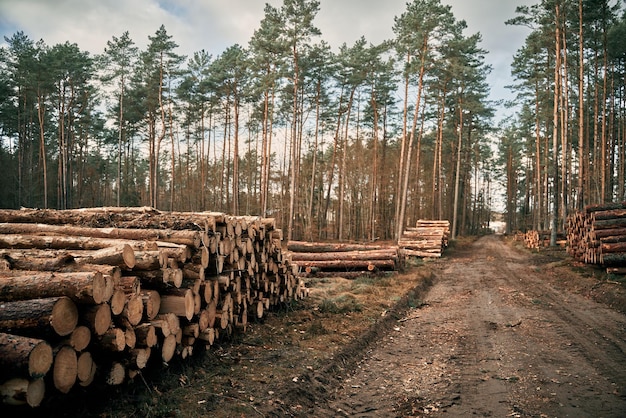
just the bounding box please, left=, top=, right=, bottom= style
left=0, top=207, right=306, bottom=407
left=398, top=220, right=450, bottom=258
left=566, top=202, right=626, bottom=267
left=286, top=241, right=400, bottom=276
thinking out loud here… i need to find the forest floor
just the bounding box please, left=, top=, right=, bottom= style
left=13, top=234, right=626, bottom=417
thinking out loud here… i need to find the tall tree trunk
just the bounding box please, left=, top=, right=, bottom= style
left=395, top=52, right=411, bottom=240
left=452, top=96, right=463, bottom=240
left=338, top=87, right=356, bottom=241
left=37, top=91, right=48, bottom=209
left=577, top=0, right=585, bottom=210
left=550, top=2, right=561, bottom=247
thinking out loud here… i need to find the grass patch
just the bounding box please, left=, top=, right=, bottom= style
left=318, top=294, right=363, bottom=314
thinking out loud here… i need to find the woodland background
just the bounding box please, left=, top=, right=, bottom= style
left=0, top=0, right=624, bottom=242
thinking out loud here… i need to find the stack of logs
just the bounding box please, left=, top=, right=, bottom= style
left=0, top=207, right=306, bottom=408
left=566, top=202, right=626, bottom=270
left=516, top=230, right=566, bottom=249
left=286, top=241, right=400, bottom=277
left=398, top=220, right=450, bottom=258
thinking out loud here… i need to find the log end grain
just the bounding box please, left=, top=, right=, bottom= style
left=53, top=345, right=77, bottom=394
left=161, top=334, right=176, bottom=363
left=77, top=351, right=96, bottom=387
left=67, top=325, right=91, bottom=352
left=51, top=297, right=79, bottom=337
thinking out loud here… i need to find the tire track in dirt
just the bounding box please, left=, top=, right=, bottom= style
left=307, top=235, right=626, bottom=417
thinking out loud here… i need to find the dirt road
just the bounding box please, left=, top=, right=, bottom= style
left=311, top=235, right=626, bottom=417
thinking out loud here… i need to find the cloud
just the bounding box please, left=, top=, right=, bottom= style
left=0, top=0, right=535, bottom=121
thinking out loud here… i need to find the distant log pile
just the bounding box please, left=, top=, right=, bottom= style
left=567, top=202, right=626, bottom=267
left=519, top=230, right=566, bottom=249
left=398, top=220, right=450, bottom=258
left=0, top=207, right=306, bottom=408
left=286, top=241, right=401, bottom=276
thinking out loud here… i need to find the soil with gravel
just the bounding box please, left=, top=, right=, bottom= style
left=302, top=235, right=626, bottom=417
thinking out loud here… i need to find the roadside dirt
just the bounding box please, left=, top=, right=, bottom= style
left=308, top=235, right=626, bottom=417
left=12, top=235, right=626, bottom=417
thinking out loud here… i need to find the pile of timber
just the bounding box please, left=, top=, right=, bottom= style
left=566, top=202, right=626, bottom=267
left=519, top=230, right=566, bottom=249
left=0, top=207, right=306, bottom=408
left=398, top=219, right=450, bottom=258
left=286, top=241, right=400, bottom=276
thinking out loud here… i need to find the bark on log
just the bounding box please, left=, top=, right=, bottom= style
left=134, top=323, right=157, bottom=348
left=72, top=245, right=136, bottom=269
left=159, top=289, right=194, bottom=320
left=295, top=259, right=396, bottom=271
left=289, top=249, right=398, bottom=262
left=140, top=290, right=161, bottom=321
left=0, top=296, right=78, bottom=337
left=0, top=333, right=53, bottom=378
left=0, top=271, right=108, bottom=304
left=287, top=241, right=389, bottom=253
left=82, top=303, right=111, bottom=336
left=122, top=294, right=144, bottom=326
left=0, top=223, right=202, bottom=248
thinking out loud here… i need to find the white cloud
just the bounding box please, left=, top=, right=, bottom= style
left=0, top=0, right=535, bottom=121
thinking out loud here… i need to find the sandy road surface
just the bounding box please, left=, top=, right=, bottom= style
left=314, top=235, right=626, bottom=417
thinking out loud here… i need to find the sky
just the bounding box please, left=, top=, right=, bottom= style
left=0, top=0, right=535, bottom=122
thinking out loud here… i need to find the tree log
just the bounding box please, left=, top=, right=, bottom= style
left=65, top=325, right=91, bottom=352
left=0, top=333, right=53, bottom=378
left=289, top=249, right=398, bottom=262
left=0, top=223, right=202, bottom=248
left=82, top=303, right=111, bottom=336
left=0, top=271, right=108, bottom=304
left=0, top=296, right=78, bottom=337
left=295, top=259, right=396, bottom=271
left=134, top=323, right=157, bottom=348
left=0, top=377, right=45, bottom=407
left=287, top=241, right=390, bottom=253
left=140, top=290, right=161, bottom=321
left=72, top=245, right=136, bottom=269
left=76, top=351, right=96, bottom=387
left=159, top=289, right=194, bottom=320
left=53, top=345, right=77, bottom=394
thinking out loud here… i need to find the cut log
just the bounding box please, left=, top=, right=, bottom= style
left=122, top=294, right=144, bottom=326
left=140, top=290, right=161, bottom=321
left=76, top=351, right=96, bottom=387
left=161, top=333, right=177, bottom=363
left=82, top=303, right=111, bottom=336
left=0, top=296, right=78, bottom=337
left=287, top=241, right=390, bottom=253
left=289, top=249, right=398, bottom=262
left=0, top=223, right=202, bottom=248
left=129, top=347, right=151, bottom=369
left=100, top=327, right=125, bottom=352
left=134, top=323, right=157, bottom=348
left=0, top=377, right=45, bottom=407
left=53, top=345, right=77, bottom=394
left=159, top=288, right=194, bottom=320
left=0, top=271, right=108, bottom=304
left=601, top=253, right=626, bottom=266
left=72, top=245, right=136, bottom=269
left=65, top=325, right=91, bottom=352
left=106, top=361, right=125, bottom=385
left=0, top=333, right=53, bottom=378
left=295, top=259, right=396, bottom=271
